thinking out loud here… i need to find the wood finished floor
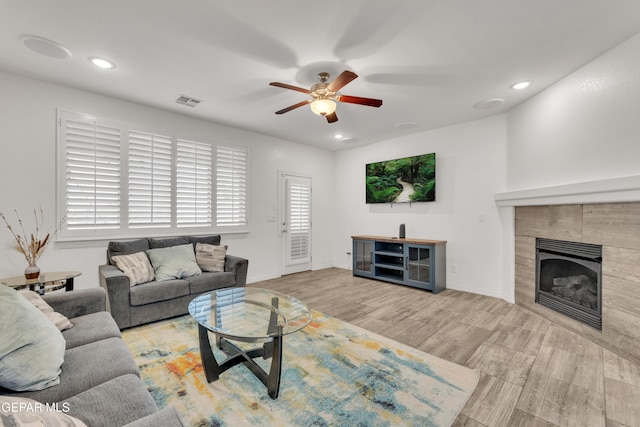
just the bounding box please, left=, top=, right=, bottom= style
left=249, top=268, right=640, bottom=427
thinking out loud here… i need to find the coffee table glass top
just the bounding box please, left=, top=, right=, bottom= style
left=0, top=271, right=81, bottom=289
left=188, top=288, right=312, bottom=342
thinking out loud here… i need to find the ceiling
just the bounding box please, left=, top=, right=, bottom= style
left=2, top=1, right=640, bottom=150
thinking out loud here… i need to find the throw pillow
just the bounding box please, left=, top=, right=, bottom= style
left=20, top=290, right=73, bottom=331
left=146, top=243, right=202, bottom=281
left=107, top=238, right=150, bottom=265
left=0, top=396, right=87, bottom=426
left=0, top=285, right=66, bottom=391
left=111, top=251, right=155, bottom=287
left=195, top=243, right=228, bottom=272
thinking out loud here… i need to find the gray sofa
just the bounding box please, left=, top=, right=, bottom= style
left=0, top=288, right=183, bottom=427
left=99, top=235, right=248, bottom=329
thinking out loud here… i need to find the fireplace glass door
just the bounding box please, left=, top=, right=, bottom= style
left=535, top=238, right=602, bottom=329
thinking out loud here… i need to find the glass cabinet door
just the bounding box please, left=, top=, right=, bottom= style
left=406, top=245, right=432, bottom=287
left=353, top=240, right=373, bottom=276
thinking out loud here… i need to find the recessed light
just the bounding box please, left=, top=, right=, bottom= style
left=21, top=36, right=71, bottom=59
left=334, top=133, right=344, bottom=139
left=474, top=98, right=505, bottom=110
left=394, top=122, right=417, bottom=130
left=89, top=57, right=115, bottom=69
left=511, top=81, right=532, bottom=90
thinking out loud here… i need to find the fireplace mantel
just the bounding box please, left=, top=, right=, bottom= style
left=495, top=175, right=640, bottom=207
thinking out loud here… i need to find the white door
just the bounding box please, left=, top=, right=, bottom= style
left=281, top=174, right=312, bottom=275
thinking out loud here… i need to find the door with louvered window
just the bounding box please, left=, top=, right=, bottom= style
left=281, top=174, right=311, bottom=275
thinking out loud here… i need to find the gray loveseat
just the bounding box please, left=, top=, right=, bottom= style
left=99, top=235, right=248, bottom=329
left=0, top=288, right=183, bottom=427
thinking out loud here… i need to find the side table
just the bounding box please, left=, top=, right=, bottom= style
left=0, top=271, right=82, bottom=295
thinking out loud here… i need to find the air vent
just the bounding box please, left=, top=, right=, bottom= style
left=175, top=95, right=203, bottom=107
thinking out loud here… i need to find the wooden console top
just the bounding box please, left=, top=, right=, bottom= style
left=351, top=235, right=447, bottom=245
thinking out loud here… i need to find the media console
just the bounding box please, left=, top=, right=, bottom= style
left=351, top=235, right=446, bottom=293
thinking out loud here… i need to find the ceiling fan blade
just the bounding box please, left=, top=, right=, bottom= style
left=327, top=70, right=358, bottom=92
left=269, top=82, right=311, bottom=94
left=326, top=112, right=338, bottom=123
left=337, top=95, right=383, bottom=108
left=275, top=100, right=311, bottom=114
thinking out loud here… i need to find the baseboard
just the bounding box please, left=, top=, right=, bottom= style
left=246, top=273, right=280, bottom=284
left=332, top=262, right=352, bottom=271
left=312, top=262, right=335, bottom=271
left=448, top=283, right=515, bottom=304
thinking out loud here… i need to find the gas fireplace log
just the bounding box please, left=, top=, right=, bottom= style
left=552, top=275, right=597, bottom=293
left=574, top=287, right=597, bottom=309
left=552, top=275, right=598, bottom=309
left=552, top=283, right=577, bottom=299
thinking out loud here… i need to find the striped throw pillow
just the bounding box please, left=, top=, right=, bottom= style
left=20, top=291, right=73, bottom=331
left=195, top=243, right=228, bottom=272
left=112, top=251, right=155, bottom=286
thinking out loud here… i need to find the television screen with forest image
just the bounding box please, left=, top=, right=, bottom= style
left=366, top=153, right=436, bottom=204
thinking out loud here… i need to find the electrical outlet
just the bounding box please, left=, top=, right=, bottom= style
left=451, top=264, right=457, bottom=273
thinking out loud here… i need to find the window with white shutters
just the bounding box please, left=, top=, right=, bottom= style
left=288, top=181, right=311, bottom=259
left=176, top=139, right=212, bottom=227
left=57, top=110, right=248, bottom=240
left=62, top=114, right=121, bottom=232
left=128, top=130, right=172, bottom=229
left=216, top=145, right=247, bottom=227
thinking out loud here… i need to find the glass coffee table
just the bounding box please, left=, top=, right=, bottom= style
left=188, top=287, right=312, bottom=399
left=0, top=271, right=81, bottom=294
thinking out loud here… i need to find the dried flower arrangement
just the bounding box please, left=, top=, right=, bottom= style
left=0, top=207, right=65, bottom=272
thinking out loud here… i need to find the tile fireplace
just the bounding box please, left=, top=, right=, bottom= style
left=512, top=201, right=640, bottom=365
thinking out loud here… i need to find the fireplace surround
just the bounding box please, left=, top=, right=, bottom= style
left=512, top=202, right=640, bottom=366
left=535, top=238, right=602, bottom=330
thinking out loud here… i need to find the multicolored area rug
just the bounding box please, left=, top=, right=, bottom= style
left=122, top=311, right=479, bottom=427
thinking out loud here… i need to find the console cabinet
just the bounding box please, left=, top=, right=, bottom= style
left=352, top=235, right=446, bottom=293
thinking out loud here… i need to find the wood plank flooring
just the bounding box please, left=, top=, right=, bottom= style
left=249, top=268, right=640, bottom=427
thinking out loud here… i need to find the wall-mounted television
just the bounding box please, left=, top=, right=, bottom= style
left=366, top=153, right=436, bottom=204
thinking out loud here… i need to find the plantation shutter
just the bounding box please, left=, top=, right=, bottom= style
left=128, top=130, right=172, bottom=228
left=216, top=145, right=247, bottom=227
left=58, top=109, right=250, bottom=239
left=176, top=139, right=212, bottom=227
left=287, top=178, right=311, bottom=260
left=63, top=115, right=121, bottom=230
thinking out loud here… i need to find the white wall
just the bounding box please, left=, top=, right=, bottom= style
left=0, top=71, right=335, bottom=288
left=497, top=32, right=640, bottom=305
left=333, top=115, right=510, bottom=300
left=507, top=33, right=640, bottom=191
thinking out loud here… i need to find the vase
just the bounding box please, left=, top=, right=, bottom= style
left=24, top=263, right=40, bottom=280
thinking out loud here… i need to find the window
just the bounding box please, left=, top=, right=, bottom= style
left=216, top=145, right=247, bottom=227
left=128, top=130, right=172, bottom=229
left=177, top=139, right=212, bottom=227
left=57, top=110, right=248, bottom=240
left=62, top=115, right=121, bottom=231
left=288, top=179, right=311, bottom=260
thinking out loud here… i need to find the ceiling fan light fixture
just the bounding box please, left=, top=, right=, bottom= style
left=310, top=98, right=336, bottom=116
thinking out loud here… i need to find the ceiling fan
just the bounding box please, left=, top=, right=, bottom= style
left=269, top=70, right=383, bottom=123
